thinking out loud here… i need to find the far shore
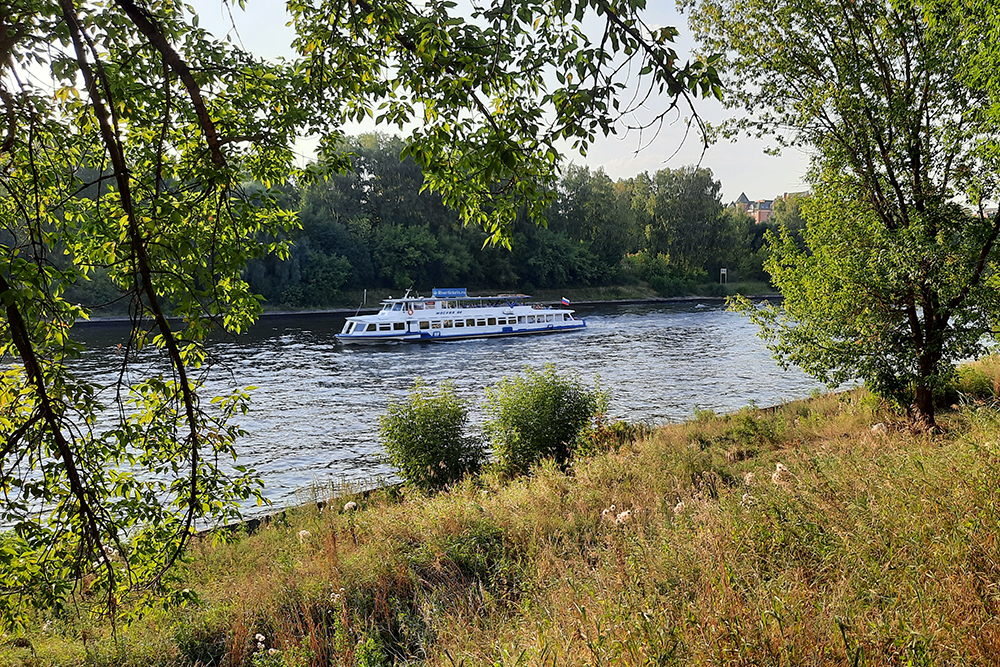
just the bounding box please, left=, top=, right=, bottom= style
left=78, top=292, right=782, bottom=325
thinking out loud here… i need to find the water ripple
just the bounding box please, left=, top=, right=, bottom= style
left=71, top=302, right=825, bottom=508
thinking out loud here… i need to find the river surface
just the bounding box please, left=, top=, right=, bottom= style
left=72, top=301, right=829, bottom=508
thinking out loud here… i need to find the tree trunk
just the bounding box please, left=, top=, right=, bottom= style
left=911, top=382, right=936, bottom=430
left=911, top=341, right=942, bottom=429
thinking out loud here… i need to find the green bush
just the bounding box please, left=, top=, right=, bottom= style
left=484, top=365, right=608, bottom=475
left=378, top=380, right=484, bottom=492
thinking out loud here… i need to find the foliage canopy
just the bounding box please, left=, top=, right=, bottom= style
left=0, top=0, right=720, bottom=626
left=692, top=0, right=1000, bottom=425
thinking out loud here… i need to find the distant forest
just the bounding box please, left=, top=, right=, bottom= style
left=68, top=134, right=806, bottom=312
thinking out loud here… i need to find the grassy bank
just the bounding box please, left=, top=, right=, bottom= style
left=7, top=387, right=1000, bottom=666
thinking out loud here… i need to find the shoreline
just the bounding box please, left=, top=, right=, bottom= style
left=77, top=293, right=783, bottom=325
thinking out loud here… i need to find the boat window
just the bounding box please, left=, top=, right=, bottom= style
left=379, top=323, right=391, bottom=331
left=546, top=314, right=554, bottom=322
left=563, top=314, right=569, bottom=321
left=444, top=320, right=453, bottom=328
left=393, top=322, right=405, bottom=331
left=496, top=317, right=505, bottom=325
left=476, top=318, right=486, bottom=327
left=412, top=302, right=424, bottom=310
left=455, top=319, right=465, bottom=328
left=392, top=303, right=403, bottom=311
left=527, top=315, right=535, bottom=323
left=431, top=321, right=442, bottom=329
left=488, top=317, right=496, bottom=326
left=467, top=318, right=476, bottom=327
left=419, top=321, right=430, bottom=330
left=518, top=316, right=526, bottom=324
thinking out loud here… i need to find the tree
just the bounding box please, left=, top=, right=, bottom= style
left=692, top=0, right=1000, bottom=426
left=1, top=0, right=720, bottom=624
left=631, top=166, right=726, bottom=276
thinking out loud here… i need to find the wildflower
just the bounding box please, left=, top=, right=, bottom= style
left=743, top=472, right=755, bottom=486
left=871, top=422, right=887, bottom=434
left=344, top=501, right=358, bottom=512
left=673, top=500, right=685, bottom=516
left=297, top=529, right=311, bottom=543
left=255, top=633, right=265, bottom=643
left=741, top=493, right=755, bottom=508
left=772, top=462, right=792, bottom=486
left=269, top=648, right=279, bottom=656
left=600, top=504, right=616, bottom=522
left=615, top=509, right=632, bottom=525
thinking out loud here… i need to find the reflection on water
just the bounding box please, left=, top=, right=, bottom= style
left=71, top=302, right=825, bottom=508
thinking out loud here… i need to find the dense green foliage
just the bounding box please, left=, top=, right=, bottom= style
left=238, top=135, right=773, bottom=309
left=378, top=380, right=484, bottom=492
left=694, top=0, right=1000, bottom=425
left=1, top=0, right=723, bottom=627
left=63, top=134, right=777, bottom=313
left=484, top=365, right=608, bottom=475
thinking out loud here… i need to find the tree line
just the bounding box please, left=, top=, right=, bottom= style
left=68, top=133, right=801, bottom=313
left=236, top=134, right=799, bottom=309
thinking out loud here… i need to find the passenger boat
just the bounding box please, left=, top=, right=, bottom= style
left=336, top=288, right=586, bottom=343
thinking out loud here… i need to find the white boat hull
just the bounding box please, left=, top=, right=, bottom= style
left=335, top=289, right=586, bottom=345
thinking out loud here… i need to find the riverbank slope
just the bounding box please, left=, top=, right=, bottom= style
left=5, top=375, right=1000, bottom=666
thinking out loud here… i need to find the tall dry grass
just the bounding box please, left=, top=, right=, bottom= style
left=5, top=389, right=1000, bottom=666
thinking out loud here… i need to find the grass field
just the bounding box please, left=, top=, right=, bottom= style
left=5, top=382, right=1000, bottom=666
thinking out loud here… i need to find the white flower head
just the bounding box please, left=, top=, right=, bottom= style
left=673, top=500, right=685, bottom=516
left=255, top=633, right=265, bottom=643
left=743, top=472, right=755, bottom=486
left=772, top=462, right=792, bottom=486
left=297, top=529, right=311, bottom=543
left=344, top=501, right=358, bottom=512
left=615, top=509, right=632, bottom=525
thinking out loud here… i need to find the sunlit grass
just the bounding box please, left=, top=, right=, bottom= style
left=6, top=389, right=1000, bottom=665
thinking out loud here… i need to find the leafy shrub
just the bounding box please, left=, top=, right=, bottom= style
left=621, top=251, right=705, bottom=297
left=484, top=365, right=608, bottom=475
left=648, top=274, right=694, bottom=297
left=576, top=417, right=649, bottom=457
left=378, top=380, right=484, bottom=492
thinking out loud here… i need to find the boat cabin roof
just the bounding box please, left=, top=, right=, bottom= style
left=380, top=289, right=531, bottom=308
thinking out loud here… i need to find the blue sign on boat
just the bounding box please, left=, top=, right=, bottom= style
left=432, top=288, right=468, bottom=298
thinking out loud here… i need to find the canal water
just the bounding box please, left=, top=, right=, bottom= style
left=72, top=301, right=829, bottom=507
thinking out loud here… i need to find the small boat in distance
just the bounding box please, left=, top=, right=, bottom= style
left=336, top=288, right=586, bottom=344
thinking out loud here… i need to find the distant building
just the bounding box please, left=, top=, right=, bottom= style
left=733, top=191, right=775, bottom=224
left=732, top=191, right=810, bottom=224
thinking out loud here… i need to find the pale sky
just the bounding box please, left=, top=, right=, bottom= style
left=190, top=1, right=810, bottom=202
